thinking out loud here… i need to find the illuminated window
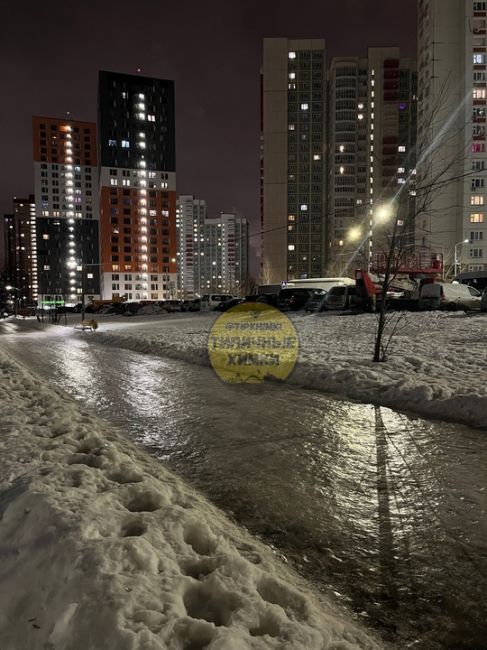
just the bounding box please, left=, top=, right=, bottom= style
left=473, top=88, right=487, bottom=99
left=470, top=213, right=485, bottom=222
left=471, top=196, right=485, bottom=205
left=398, top=145, right=406, bottom=152
left=288, top=51, right=296, bottom=59
left=473, top=54, right=486, bottom=64
left=121, top=140, right=130, bottom=148
left=301, top=103, right=309, bottom=110
left=288, top=244, right=295, bottom=251
left=289, top=72, right=296, bottom=80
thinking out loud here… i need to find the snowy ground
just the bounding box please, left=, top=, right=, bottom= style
left=81, top=309, right=487, bottom=430
left=0, top=344, right=381, bottom=650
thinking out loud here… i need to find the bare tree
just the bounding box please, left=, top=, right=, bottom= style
left=259, top=255, right=274, bottom=286
left=370, top=76, right=476, bottom=362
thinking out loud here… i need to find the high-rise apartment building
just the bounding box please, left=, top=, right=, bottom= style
left=33, top=116, right=100, bottom=304
left=417, top=0, right=487, bottom=273
left=3, top=214, right=15, bottom=284
left=261, top=39, right=417, bottom=281
left=176, top=196, right=249, bottom=296
left=202, top=213, right=249, bottom=294
left=98, top=71, right=177, bottom=301
left=3, top=196, right=37, bottom=303
left=176, top=195, right=207, bottom=298
left=262, top=38, right=327, bottom=283
left=328, top=48, right=417, bottom=273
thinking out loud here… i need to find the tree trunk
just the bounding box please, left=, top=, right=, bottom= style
left=373, top=219, right=398, bottom=363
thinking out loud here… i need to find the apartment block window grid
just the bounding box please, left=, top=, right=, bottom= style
left=287, top=48, right=325, bottom=278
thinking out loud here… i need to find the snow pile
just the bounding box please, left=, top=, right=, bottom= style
left=135, top=304, right=167, bottom=316
left=0, top=347, right=381, bottom=650
left=91, top=311, right=487, bottom=428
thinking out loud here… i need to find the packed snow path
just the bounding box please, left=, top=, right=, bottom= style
left=1, top=319, right=487, bottom=649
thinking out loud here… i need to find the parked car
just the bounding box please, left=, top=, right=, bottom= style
left=201, top=293, right=235, bottom=311
left=305, top=289, right=328, bottom=313
left=181, top=299, right=201, bottom=312
left=213, top=297, right=244, bottom=312
left=245, top=293, right=279, bottom=306
left=277, top=287, right=314, bottom=311
left=419, top=282, right=481, bottom=311
left=325, top=285, right=356, bottom=311
left=164, top=300, right=183, bottom=313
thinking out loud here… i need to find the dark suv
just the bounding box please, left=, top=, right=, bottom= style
left=277, top=287, right=314, bottom=311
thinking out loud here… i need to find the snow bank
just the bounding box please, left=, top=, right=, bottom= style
left=90, top=310, right=487, bottom=429
left=0, top=347, right=381, bottom=649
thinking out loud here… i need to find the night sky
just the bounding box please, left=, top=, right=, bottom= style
left=0, top=0, right=417, bottom=273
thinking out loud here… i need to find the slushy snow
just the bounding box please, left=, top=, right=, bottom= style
left=88, top=310, right=487, bottom=429
left=0, top=345, right=381, bottom=649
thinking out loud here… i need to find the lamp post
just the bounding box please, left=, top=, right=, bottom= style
left=5, top=285, right=19, bottom=317
left=454, top=239, right=469, bottom=278
left=339, top=226, right=363, bottom=275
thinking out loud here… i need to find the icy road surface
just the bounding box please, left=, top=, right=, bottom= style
left=2, top=320, right=487, bottom=649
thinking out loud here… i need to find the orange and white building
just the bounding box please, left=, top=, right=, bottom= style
left=33, top=116, right=100, bottom=304
left=98, top=71, right=177, bottom=300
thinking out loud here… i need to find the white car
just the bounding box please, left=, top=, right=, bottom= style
left=419, top=282, right=481, bottom=311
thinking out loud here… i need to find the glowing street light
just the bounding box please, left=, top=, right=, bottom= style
left=454, top=238, right=469, bottom=277
left=375, top=203, right=395, bottom=224
left=347, top=226, right=362, bottom=243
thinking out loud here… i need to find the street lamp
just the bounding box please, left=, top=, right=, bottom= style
left=375, top=204, right=394, bottom=224
left=337, top=226, right=364, bottom=274
left=347, top=226, right=362, bottom=243
left=454, top=239, right=469, bottom=278
left=5, top=285, right=20, bottom=316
